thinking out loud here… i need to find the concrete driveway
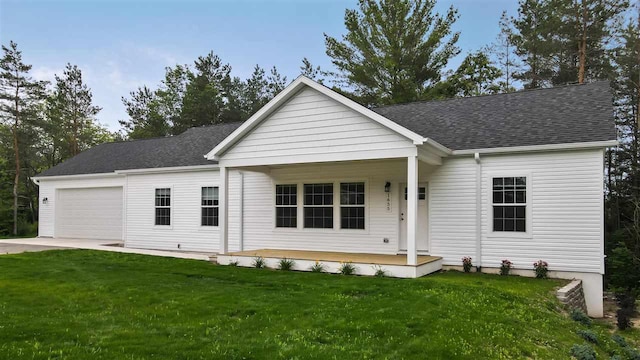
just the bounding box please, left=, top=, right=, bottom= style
left=0, top=238, right=215, bottom=261
left=0, top=243, right=67, bottom=255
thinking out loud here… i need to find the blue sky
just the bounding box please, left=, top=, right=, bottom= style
left=1, top=0, right=518, bottom=131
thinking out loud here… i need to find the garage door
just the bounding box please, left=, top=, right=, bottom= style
left=55, top=187, right=123, bottom=240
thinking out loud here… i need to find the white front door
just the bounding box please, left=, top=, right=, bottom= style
left=399, top=183, right=429, bottom=252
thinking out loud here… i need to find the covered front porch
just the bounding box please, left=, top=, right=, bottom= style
left=207, top=76, right=454, bottom=276
left=217, top=249, right=443, bottom=278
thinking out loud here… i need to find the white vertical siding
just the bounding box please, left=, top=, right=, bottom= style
left=221, top=87, right=416, bottom=166
left=429, top=157, right=478, bottom=264
left=124, top=170, right=219, bottom=252
left=479, top=150, right=604, bottom=273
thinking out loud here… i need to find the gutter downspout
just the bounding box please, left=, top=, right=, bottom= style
left=474, top=153, right=482, bottom=272
left=239, top=172, right=244, bottom=252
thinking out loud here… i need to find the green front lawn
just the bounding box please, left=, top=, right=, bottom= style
left=0, top=250, right=636, bottom=359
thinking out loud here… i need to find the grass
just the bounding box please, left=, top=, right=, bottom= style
left=0, top=250, right=637, bottom=359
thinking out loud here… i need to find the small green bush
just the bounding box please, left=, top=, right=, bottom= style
left=625, top=347, right=640, bottom=360
left=616, top=292, right=636, bottom=330
left=611, top=334, right=627, bottom=348
left=278, top=258, right=295, bottom=271
left=610, top=355, right=622, bottom=360
left=577, top=329, right=598, bottom=344
left=252, top=256, right=266, bottom=269
left=310, top=261, right=325, bottom=273
left=570, top=344, right=596, bottom=360
left=533, top=260, right=549, bottom=279
left=339, top=262, right=356, bottom=275
left=499, top=259, right=512, bottom=276
left=571, top=308, right=592, bottom=327
left=373, top=265, right=387, bottom=277
left=462, top=256, right=472, bottom=273
left=228, top=260, right=239, bottom=267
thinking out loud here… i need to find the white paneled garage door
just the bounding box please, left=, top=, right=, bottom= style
left=55, top=187, right=123, bottom=240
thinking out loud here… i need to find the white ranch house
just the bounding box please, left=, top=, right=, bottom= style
left=33, top=77, right=616, bottom=317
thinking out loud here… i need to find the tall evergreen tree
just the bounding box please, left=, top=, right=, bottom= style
left=324, top=0, right=460, bottom=105
left=120, top=86, right=169, bottom=139
left=300, top=58, right=325, bottom=83
left=178, top=52, right=232, bottom=133
left=46, top=63, right=104, bottom=160
left=448, top=51, right=503, bottom=97
left=0, top=41, right=46, bottom=235
left=511, top=0, right=557, bottom=88
left=491, top=12, right=519, bottom=92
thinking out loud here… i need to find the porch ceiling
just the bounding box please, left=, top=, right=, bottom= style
left=228, top=249, right=441, bottom=267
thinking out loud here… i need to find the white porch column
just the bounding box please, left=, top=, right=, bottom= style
left=406, top=156, right=418, bottom=266
left=219, top=166, right=229, bottom=254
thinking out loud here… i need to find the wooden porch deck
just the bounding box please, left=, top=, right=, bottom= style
left=227, top=249, right=441, bottom=267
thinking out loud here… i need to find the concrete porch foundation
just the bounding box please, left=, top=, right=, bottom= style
left=217, top=249, right=443, bottom=278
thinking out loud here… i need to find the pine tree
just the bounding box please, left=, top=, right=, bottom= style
left=491, top=12, right=519, bottom=92
left=0, top=41, right=46, bottom=235
left=324, top=0, right=460, bottom=105
left=47, top=63, right=103, bottom=158
left=511, top=0, right=557, bottom=88
left=448, top=51, right=503, bottom=96
left=178, top=52, right=232, bottom=133
left=120, top=86, right=170, bottom=139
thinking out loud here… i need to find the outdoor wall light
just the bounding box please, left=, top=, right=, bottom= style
left=384, top=182, right=391, bottom=193
left=42, top=197, right=48, bottom=204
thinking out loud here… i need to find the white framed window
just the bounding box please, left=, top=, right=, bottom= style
left=492, top=176, right=527, bottom=232
left=275, top=184, right=297, bottom=228
left=340, top=182, right=365, bottom=229
left=201, top=187, right=219, bottom=227
left=303, top=183, right=334, bottom=229
left=155, top=188, right=171, bottom=226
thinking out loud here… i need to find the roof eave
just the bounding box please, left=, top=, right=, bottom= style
left=451, top=140, right=618, bottom=156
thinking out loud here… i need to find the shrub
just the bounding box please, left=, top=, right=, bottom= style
left=610, top=355, right=623, bottom=360
left=577, top=329, right=598, bottom=344
left=611, top=334, right=627, bottom=348
left=462, top=256, right=473, bottom=273
left=570, top=308, right=592, bottom=327
left=570, top=344, right=596, bottom=360
left=500, top=259, right=512, bottom=276
left=339, top=262, right=356, bottom=275
left=625, top=347, right=640, bottom=360
left=278, top=258, right=295, bottom=271
left=615, top=291, right=636, bottom=330
left=310, top=261, right=325, bottom=273
left=533, top=260, right=549, bottom=279
left=373, top=265, right=387, bottom=277
left=228, top=260, right=239, bottom=267
left=252, top=256, right=266, bottom=269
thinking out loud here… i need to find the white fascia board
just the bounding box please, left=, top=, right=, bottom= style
left=31, top=172, right=124, bottom=182
left=205, top=76, right=426, bottom=160
left=32, top=165, right=220, bottom=182
left=115, top=164, right=219, bottom=175
left=451, top=140, right=618, bottom=156
left=421, top=138, right=452, bottom=156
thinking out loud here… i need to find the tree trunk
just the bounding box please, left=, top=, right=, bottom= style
left=577, top=0, right=587, bottom=84
left=12, top=94, right=20, bottom=236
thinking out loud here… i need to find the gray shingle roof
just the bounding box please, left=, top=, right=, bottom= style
left=38, top=81, right=615, bottom=177
left=373, top=81, right=615, bottom=150
left=37, top=122, right=242, bottom=177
